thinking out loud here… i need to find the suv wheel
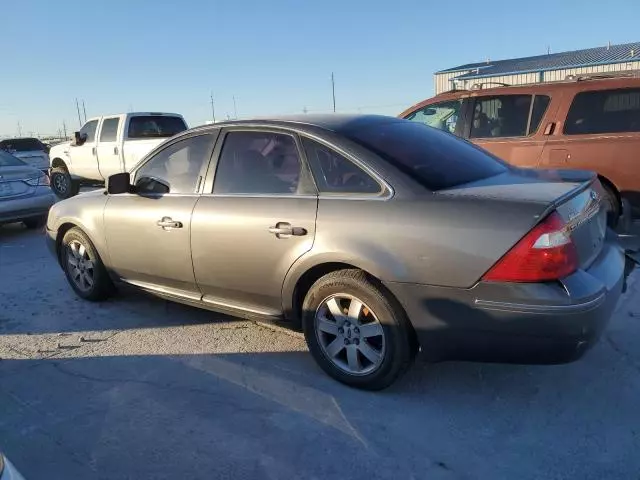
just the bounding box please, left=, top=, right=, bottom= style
left=61, top=227, right=114, bottom=301
left=302, top=269, right=414, bottom=390
left=602, top=183, right=620, bottom=228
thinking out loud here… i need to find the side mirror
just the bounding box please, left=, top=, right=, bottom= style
left=135, top=176, right=170, bottom=195
left=106, top=172, right=132, bottom=194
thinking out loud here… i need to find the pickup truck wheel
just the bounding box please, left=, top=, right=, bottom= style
left=302, top=269, right=414, bottom=390
left=61, top=227, right=114, bottom=301
left=51, top=167, right=80, bottom=198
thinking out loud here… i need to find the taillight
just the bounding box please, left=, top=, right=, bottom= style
left=482, top=211, right=578, bottom=283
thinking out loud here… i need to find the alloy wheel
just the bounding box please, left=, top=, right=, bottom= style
left=66, top=240, right=94, bottom=292
left=315, top=294, right=386, bottom=375
left=53, top=173, right=69, bottom=195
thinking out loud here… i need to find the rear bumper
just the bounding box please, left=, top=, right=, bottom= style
left=0, top=189, right=56, bottom=224
left=385, top=238, right=626, bottom=364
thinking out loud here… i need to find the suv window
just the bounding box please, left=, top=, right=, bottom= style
left=564, top=88, right=640, bottom=135
left=213, top=131, right=302, bottom=195
left=135, top=134, right=215, bottom=194
left=79, top=120, right=99, bottom=143
left=127, top=116, right=187, bottom=139
left=341, top=120, right=507, bottom=191
left=404, top=100, right=462, bottom=134
left=302, top=138, right=381, bottom=194
left=470, top=95, right=532, bottom=138
left=99, top=118, right=120, bottom=142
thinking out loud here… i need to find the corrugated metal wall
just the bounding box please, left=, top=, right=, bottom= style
left=434, top=70, right=469, bottom=94
left=434, top=62, right=640, bottom=94
left=543, top=61, right=640, bottom=81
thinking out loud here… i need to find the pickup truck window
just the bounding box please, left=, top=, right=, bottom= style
left=127, top=116, right=187, bottom=139
left=100, top=118, right=120, bottom=142
left=135, top=134, right=215, bottom=194
left=80, top=120, right=99, bottom=143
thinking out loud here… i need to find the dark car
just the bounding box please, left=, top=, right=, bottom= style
left=46, top=115, right=625, bottom=390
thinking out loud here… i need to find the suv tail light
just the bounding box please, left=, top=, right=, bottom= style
left=483, top=211, right=578, bottom=283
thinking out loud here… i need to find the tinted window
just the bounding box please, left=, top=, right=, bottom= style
left=213, top=131, right=301, bottom=195
left=529, top=95, right=551, bottom=133
left=99, top=118, right=120, bottom=142
left=135, top=134, right=215, bottom=194
left=0, top=150, right=25, bottom=167
left=341, top=120, right=507, bottom=191
left=564, top=88, right=640, bottom=135
left=0, top=138, right=43, bottom=152
left=127, top=116, right=187, bottom=139
left=404, top=100, right=462, bottom=134
left=80, top=120, right=99, bottom=143
left=470, top=95, right=532, bottom=138
left=302, top=138, right=381, bottom=194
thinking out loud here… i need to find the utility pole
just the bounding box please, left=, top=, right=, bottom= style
left=17, top=121, right=22, bottom=137
left=62, top=120, right=67, bottom=139
left=82, top=100, right=87, bottom=122
left=233, top=96, right=238, bottom=119
left=210, top=92, right=216, bottom=123
left=75, top=98, right=82, bottom=127
left=331, top=72, right=336, bottom=113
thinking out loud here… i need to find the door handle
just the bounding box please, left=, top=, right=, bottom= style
left=157, top=216, right=183, bottom=229
left=268, top=222, right=307, bottom=238
left=114, top=146, right=119, bottom=155
left=92, top=147, right=96, bottom=155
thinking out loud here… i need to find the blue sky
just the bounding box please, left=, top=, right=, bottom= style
left=1, top=0, right=639, bottom=136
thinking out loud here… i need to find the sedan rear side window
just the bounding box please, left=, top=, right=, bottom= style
left=342, top=120, right=507, bottom=191
left=302, top=138, right=381, bottom=195
left=213, top=131, right=302, bottom=195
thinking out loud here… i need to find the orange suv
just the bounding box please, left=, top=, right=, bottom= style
left=400, top=74, right=640, bottom=225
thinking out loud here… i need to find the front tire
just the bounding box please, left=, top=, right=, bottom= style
left=51, top=166, right=80, bottom=199
left=302, top=269, right=414, bottom=390
left=61, top=227, right=114, bottom=301
left=602, top=183, right=620, bottom=228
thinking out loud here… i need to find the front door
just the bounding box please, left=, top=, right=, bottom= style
left=465, top=94, right=552, bottom=168
left=103, top=133, right=217, bottom=298
left=96, top=116, right=124, bottom=179
left=191, top=129, right=318, bottom=315
left=68, top=118, right=100, bottom=180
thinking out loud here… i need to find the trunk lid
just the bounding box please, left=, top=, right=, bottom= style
left=0, top=166, right=42, bottom=199
left=439, top=168, right=607, bottom=269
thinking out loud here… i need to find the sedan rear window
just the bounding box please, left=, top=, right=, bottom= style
left=0, top=138, right=44, bottom=152
left=0, top=150, right=25, bottom=167
left=127, top=116, right=187, bottom=139
left=341, top=120, right=507, bottom=190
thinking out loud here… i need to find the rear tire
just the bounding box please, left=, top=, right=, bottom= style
left=61, top=227, right=114, bottom=301
left=51, top=166, right=80, bottom=199
left=23, top=215, right=47, bottom=229
left=602, top=183, right=620, bottom=229
left=302, top=269, right=414, bottom=390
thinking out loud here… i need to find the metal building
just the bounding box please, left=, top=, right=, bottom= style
left=435, top=41, right=640, bottom=94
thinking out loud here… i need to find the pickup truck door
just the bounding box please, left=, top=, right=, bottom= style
left=68, top=118, right=100, bottom=180
left=96, top=115, right=125, bottom=179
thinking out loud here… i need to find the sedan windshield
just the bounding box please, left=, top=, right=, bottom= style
left=341, top=119, right=507, bottom=191
left=0, top=150, right=26, bottom=167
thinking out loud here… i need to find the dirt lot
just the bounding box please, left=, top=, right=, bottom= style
left=1, top=223, right=640, bottom=480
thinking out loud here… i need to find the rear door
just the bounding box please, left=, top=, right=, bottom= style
left=462, top=93, right=552, bottom=167
left=540, top=87, right=640, bottom=211
left=96, top=115, right=124, bottom=179
left=190, top=128, right=318, bottom=316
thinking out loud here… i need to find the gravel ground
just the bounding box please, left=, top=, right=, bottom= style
left=1, top=223, right=640, bottom=480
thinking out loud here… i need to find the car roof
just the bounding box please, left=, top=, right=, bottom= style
left=190, top=114, right=402, bottom=135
